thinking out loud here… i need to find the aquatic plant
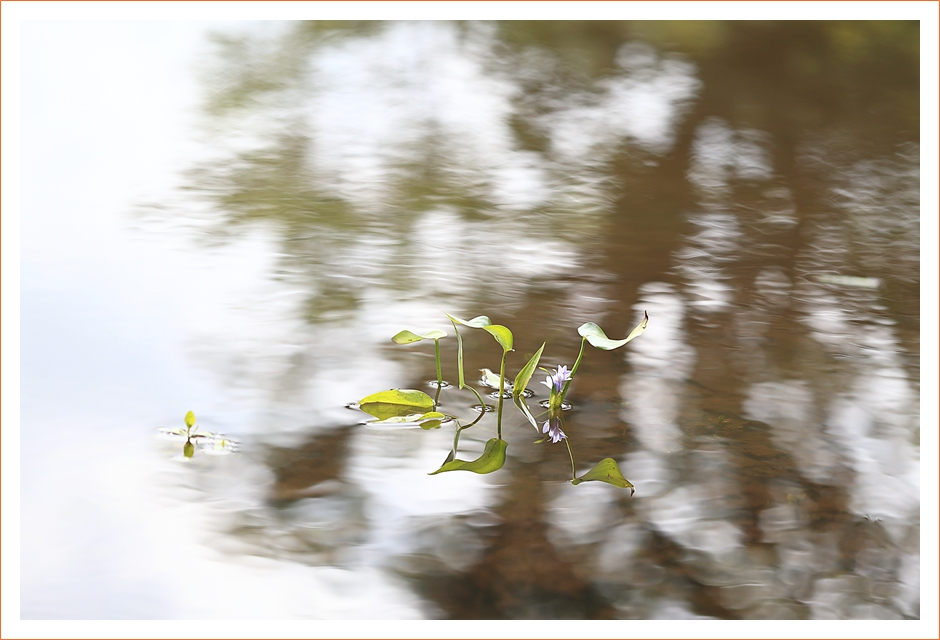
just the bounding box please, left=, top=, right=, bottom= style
left=356, top=311, right=648, bottom=491
left=156, top=410, right=239, bottom=459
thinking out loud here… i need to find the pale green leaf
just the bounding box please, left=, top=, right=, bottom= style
left=480, top=367, right=503, bottom=389
left=391, top=329, right=446, bottom=344
left=572, top=457, right=635, bottom=493
left=429, top=438, right=508, bottom=475
left=157, top=427, right=188, bottom=437
left=365, top=411, right=447, bottom=430
left=444, top=313, right=492, bottom=328
left=577, top=311, right=648, bottom=350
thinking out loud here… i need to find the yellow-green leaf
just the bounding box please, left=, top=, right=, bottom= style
left=429, top=438, right=508, bottom=475
left=358, top=389, right=435, bottom=420
left=184, top=411, right=196, bottom=428
left=483, top=324, right=513, bottom=352
left=391, top=329, right=446, bottom=344
left=572, top=457, right=635, bottom=494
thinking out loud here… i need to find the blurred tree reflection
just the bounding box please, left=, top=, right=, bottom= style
left=172, top=20, right=919, bottom=620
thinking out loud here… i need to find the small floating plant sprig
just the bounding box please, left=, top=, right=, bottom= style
left=354, top=311, right=648, bottom=491
left=157, top=410, right=239, bottom=459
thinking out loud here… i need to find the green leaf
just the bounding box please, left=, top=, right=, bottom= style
left=512, top=343, right=544, bottom=400
left=391, top=329, right=446, bottom=344
left=572, top=458, right=635, bottom=493
left=445, top=313, right=492, bottom=329
left=577, top=311, right=648, bottom=350
left=482, top=324, right=513, bottom=352
left=512, top=343, right=545, bottom=429
left=429, top=438, right=508, bottom=475
left=365, top=411, right=447, bottom=430
left=515, top=394, right=541, bottom=432
left=358, top=389, right=435, bottom=420
left=183, top=440, right=195, bottom=459
left=184, top=411, right=196, bottom=428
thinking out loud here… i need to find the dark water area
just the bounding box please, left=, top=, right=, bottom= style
left=17, top=18, right=927, bottom=624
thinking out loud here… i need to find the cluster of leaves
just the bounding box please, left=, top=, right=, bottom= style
left=356, top=311, right=648, bottom=490
left=157, top=411, right=239, bottom=459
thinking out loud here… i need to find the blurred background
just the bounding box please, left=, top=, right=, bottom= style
left=18, top=19, right=921, bottom=620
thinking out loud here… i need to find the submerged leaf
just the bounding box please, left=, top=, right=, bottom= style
left=578, top=311, right=648, bottom=350
left=817, top=274, right=881, bottom=289
left=480, top=368, right=503, bottom=389
left=391, top=329, right=446, bottom=344
left=364, top=411, right=447, bottom=430
left=358, top=389, right=435, bottom=420
left=185, top=411, right=196, bottom=428
left=482, top=324, right=513, bottom=352
left=200, top=436, right=240, bottom=456
left=572, top=457, right=635, bottom=493
left=429, top=438, right=508, bottom=475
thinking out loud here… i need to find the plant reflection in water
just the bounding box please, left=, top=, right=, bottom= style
left=156, top=410, right=239, bottom=459
left=356, top=310, right=647, bottom=491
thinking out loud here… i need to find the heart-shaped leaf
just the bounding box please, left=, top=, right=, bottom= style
left=572, top=457, right=635, bottom=494
left=429, top=438, right=508, bottom=475
left=445, top=313, right=492, bottom=328
left=391, top=329, right=446, bottom=344
left=577, top=311, right=648, bottom=350
left=185, top=411, right=196, bottom=428
left=483, top=324, right=513, bottom=352
left=358, top=389, right=435, bottom=421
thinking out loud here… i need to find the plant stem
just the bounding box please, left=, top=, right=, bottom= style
left=434, top=339, right=443, bottom=387
left=450, top=320, right=466, bottom=389
left=559, top=337, right=587, bottom=402
left=564, top=436, right=577, bottom=481
left=433, top=338, right=443, bottom=406
left=496, top=349, right=508, bottom=440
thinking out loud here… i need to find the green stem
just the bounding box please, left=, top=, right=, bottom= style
left=448, top=411, right=486, bottom=463
left=564, top=435, right=577, bottom=481
left=496, top=349, right=508, bottom=440
left=450, top=320, right=466, bottom=389
left=433, top=338, right=443, bottom=406
left=559, top=337, right=587, bottom=403
left=466, top=384, right=488, bottom=409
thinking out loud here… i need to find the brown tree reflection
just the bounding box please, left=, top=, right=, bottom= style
left=164, top=21, right=918, bottom=619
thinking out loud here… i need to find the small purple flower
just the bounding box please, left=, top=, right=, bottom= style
left=540, top=365, right=572, bottom=395
left=542, top=417, right=567, bottom=444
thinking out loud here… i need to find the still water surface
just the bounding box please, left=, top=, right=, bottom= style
left=19, top=20, right=922, bottom=621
